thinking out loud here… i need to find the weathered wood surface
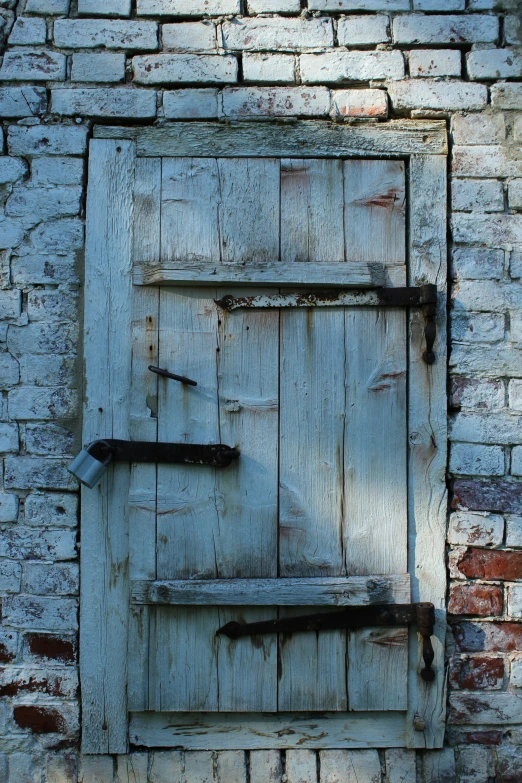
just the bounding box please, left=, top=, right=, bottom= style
left=93, top=120, right=448, bottom=157
left=130, top=712, right=407, bottom=749
left=406, top=155, right=447, bottom=749
left=133, top=260, right=391, bottom=287
left=81, top=138, right=136, bottom=754
left=347, top=627, right=408, bottom=711
left=131, top=576, right=411, bottom=605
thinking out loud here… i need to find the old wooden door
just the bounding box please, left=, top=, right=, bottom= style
left=80, top=122, right=448, bottom=754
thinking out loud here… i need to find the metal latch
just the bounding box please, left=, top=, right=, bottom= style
left=216, top=285, right=438, bottom=365
left=217, top=602, right=435, bottom=683
left=68, top=439, right=240, bottom=489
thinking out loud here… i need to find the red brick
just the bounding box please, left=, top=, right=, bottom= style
left=455, top=549, right=522, bottom=581
left=24, top=633, right=76, bottom=664
left=449, top=655, right=504, bottom=689
left=452, top=479, right=522, bottom=514
left=13, top=705, right=66, bottom=734
left=454, top=622, right=522, bottom=652
left=449, top=729, right=503, bottom=746
left=449, top=583, right=503, bottom=616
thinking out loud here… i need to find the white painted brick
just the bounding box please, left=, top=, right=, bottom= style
left=509, top=180, right=522, bottom=210
left=451, top=112, right=506, bottom=145
left=452, top=248, right=504, bottom=280
left=0, top=628, right=18, bottom=661
left=515, top=116, right=522, bottom=143
left=505, top=15, right=521, bottom=46
left=450, top=377, right=505, bottom=410
left=25, top=422, right=74, bottom=456
left=309, top=0, right=408, bottom=9
left=0, top=665, right=78, bottom=699
left=506, top=515, right=522, bottom=547
left=71, top=52, right=125, bottom=83
left=0, top=218, right=24, bottom=250
left=137, top=0, right=240, bottom=14
left=0, top=492, right=18, bottom=523
left=223, top=17, right=333, bottom=51
left=450, top=443, right=505, bottom=476
left=513, top=446, right=522, bottom=476
left=0, top=157, right=27, bottom=185
left=132, top=54, right=237, bottom=84
left=510, top=310, right=522, bottom=344
left=4, top=456, right=76, bottom=490
left=12, top=256, right=79, bottom=285
left=243, top=53, right=295, bottom=83
left=450, top=344, right=522, bottom=377
left=0, top=422, right=18, bottom=453
left=468, top=48, right=522, bottom=80
left=452, top=179, right=504, bottom=212
left=0, top=560, right=21, bottom=592
left=2, top=595, right=77, bottom=631
left=300, top=51, right=404, bottom=83
left=248, top=0, right=300, bottom=11
left=451, top=311, right=504, bottom=343
left=413, top=0, right=464, bottom=8
left=510, top=380, right=522, bottom=411
left=393, top=14, right=498, bottom=44
left=54, top=19, right=158, bottom=50
left=8, top=125, right=88, bottom=156
left=0, top=289, right=21, bottom=319
left=453, top=146, right=522, bottom=178
left=0, top=353, right=20, bottom=389
left=79, top=0, right=131, bottom=16
left=450, top=412, right=522, bottom=445
left=8, top=387, right=78, bottom=420
left=52, top=88, right=157, bottom=119
left=457, top=747, right=492, bottom=783
left=6, top=753, right=40, bottom=783
left=30, top=157, right=83, bottom=186
left=452, top=280, right=522, bottom=313
left=27, top=289, right=79, bottom=321
left=222, top=86, right=330, bottom=118
left=0, top=526, right=75, bottom=560
left=453, top=214, right=522, bottom=246
left=409, top=48, right=461, bottom=78
left=419, top=750, right=456, bottom=783
left=332, top=88, right=387, bottom=118
left=19, top=355, right=76, bottom=386
left=25, top=0, right=69, bottom=13
left=25, top=492, right=77, bottom=527
left=507, top=584, right=522, bottom=617
left=6, top=186, right=82, bottom=222
left=383, top=749, right=416, bottom=783
left=79, top=757, right=114, bottom=783
left=8, top=17, right=46, bottom=45
left=512, top=656, right=522, bottom=687
left=491, top=82, right=522, bottom=110
left=46, top=755, right=77, bottom=783
left=509, top=250, right=522, bottom=279
left=0, top=87, right=47, bottom=118
left=337, top=15, right=390, bottom=45
left=0, top=49, right=66, bottom=82
left=8, top=323, right=78, bottom=357
left=22, top=563, right=79, bottom=595
left=163, top=22, right=217, bottom=51
left=163, top=88, right=218, bottom=118
left=388, top=80, right=486, bottom=111
left=448, top=511, right=504, bottom=547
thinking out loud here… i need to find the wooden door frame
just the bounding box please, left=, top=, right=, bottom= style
left=81, top=120, right=448, bottom=754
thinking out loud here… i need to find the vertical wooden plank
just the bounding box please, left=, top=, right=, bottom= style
left=344, top=160, right=406, bottom=277
left=81, top=139, right=135, bottom=753
left=407, top=155, right=447, bottom=749
left=250, top=751, right=282, bottom=783
left=280, top=159, right=344, bottom=263
left=184, top=752, right=215, bottom=783
left=320, top=751, right=381, bottom=783
left=278, top=309, right=347, bottom=711
left=347, top=627, right=408, bottom=711
left=343, top=309, right=407, bottom=576
left=161, top=158, right=220, bottom=263
left=216, top=752, right=247, bottom=783
left=128, top=157, right=161, bottom=714
left=286, top=751, right=318, bottom=783
left=217, top=158, right=280, bottom=263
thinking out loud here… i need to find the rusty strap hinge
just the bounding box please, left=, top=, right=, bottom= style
left=215, top=284, right=438, bottom=365
left=217, top=602, right=436, bottom=683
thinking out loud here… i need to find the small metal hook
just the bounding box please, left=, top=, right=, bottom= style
left=148, top=365, right=197, bottom=386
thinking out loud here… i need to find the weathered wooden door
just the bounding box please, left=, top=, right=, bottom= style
left=80, top=122, right=448, bottom=754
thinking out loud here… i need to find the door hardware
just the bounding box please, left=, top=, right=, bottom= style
left=69, top=439, right=240, bottom=488
left=216, top=285, right=438, bottom=365
left=148, top=365, right=197, bottom=386
left=217, top=602, right=435, bottom=682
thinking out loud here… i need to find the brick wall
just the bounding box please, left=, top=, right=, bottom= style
left=0, top=0, right=521, bottom=780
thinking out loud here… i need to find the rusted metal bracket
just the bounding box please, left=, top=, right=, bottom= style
left=149, top=365, right=197, bottom=386
left=215, top=284, right=437, bottom=364
left=217, top=601, right=436, bottom=683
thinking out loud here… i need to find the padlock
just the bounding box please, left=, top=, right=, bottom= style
left=68, top=443, right=114, bottom=488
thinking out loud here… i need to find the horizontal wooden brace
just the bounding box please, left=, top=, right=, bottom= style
left=131, top=575, right=411, bottom=606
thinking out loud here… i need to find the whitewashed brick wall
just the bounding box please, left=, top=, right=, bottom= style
left=0, top=0, right=521, bottom=780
